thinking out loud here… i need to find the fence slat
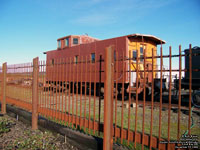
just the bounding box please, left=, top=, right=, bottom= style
left=121, top=51, right=125, bottom=144
left=1, top=62, right=7, bottom=114
left=134, top=48, right=139, bottom=148
left=142, top=46, right=146, bottom=150
left=168, top=46, right=172, bottom=149
left=32, top=57, right=39, bottom=130
left=150, top=48, right=154, bottom=149
left=177, top=45, right=182, bottom=140
left=158, top=45, right=163, bottom=149
left=103, top=45, right=114, bottom=150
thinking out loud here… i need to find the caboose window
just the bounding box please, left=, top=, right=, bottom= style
left=73, top=38, right=78, bottom=44
left=74, top=55, right=78, bottom=64
left=91, top=53, right=95, bottom=63
left=65, top=38, right=69, bottom=46
left=140, top=46, right=144, bottom=62
left=58, top=40, right=61, bottom=48
left=132, top=51, right=137, bottom=61
left=51, top=59, right=54, bottom=66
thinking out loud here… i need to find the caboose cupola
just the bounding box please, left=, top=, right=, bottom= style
left=56, top=35, right=99, bottom=50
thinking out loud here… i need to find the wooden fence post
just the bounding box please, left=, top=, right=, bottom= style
left=32, top=57, right=39, bottom=130
left=103, top=46, right=114, bottom=150
left=1, top=62, right=7, bottom=114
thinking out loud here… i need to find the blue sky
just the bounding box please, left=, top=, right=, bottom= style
left=0, top=0, right=200, bottom=65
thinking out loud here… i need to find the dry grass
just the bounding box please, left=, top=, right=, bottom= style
left=3, top=84, right=200, bottom=142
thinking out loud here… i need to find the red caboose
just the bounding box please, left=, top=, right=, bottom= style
left=44, top=34, right=165, bottom=97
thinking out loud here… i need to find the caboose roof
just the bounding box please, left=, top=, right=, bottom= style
left=44, top=33, right=165, bottom=54
left=126, top=33, right=166, bottom=44
left=57, top=35, right=99, bottom=41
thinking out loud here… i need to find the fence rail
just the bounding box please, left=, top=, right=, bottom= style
left=1, top=44, right=200, bottom=150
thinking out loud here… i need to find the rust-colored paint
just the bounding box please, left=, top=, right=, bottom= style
left=98, top=55, right=102, bottom=136
left=43, top=61, right=46, bottom=116
left=55, top=60, right=58, bottom=118
left=6, top=95, right=175, bottom=150
left=76, top=57, right=79, bottom=128
left=142, top=46, right=146, bottom=150
left=7, top=98, right=32, bottom=111
left=80, top=56, right=83, bottom=129
left=58, top=59, right=61, bottom=119
left=43, top=62, right=45, bottom=116
left=72, top=59, right=75, bottom=125
left=4, top=41, right=199, bottom=150
left=46, top=61, right=50, bottom=117
left=103, top=45, right=114, bottom=150
left=114, top=52, right=118, bottom=142
left=32, top=57, right=39, bottom=130
left=40, top=61, right=43, bottom=115
left=134, top=46, right=139, bottom=148
left=68, top=58, right=72, bottom=124
left=93, top=53, right=97, bottom=134
left=121, top=52, right=125, bottom=144
left=65, top=58, right=68, bottom=123
left=89, top=58, right=91, bottom=133
left=52, top=59, right=55, bottom=118
left=168, top=47, right=172, bottom=150
left=127, top=51, right=131, bottom=145
left=62, top=59, right=65, bottom=121
left=150, top=48, right=154, bottom=150
left=45, top=34, right=164, bottom=85
left=158, top=45, right=163, bottom=150
left=1, top=62, right=7, bottom=114
left=84, top=56, right=87, bottom=131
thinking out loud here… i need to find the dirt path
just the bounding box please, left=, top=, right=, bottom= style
left=0, top=114, right=79, bottom=150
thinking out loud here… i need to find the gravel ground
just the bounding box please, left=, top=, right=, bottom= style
left=0, top=114, right=79, bottom=150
